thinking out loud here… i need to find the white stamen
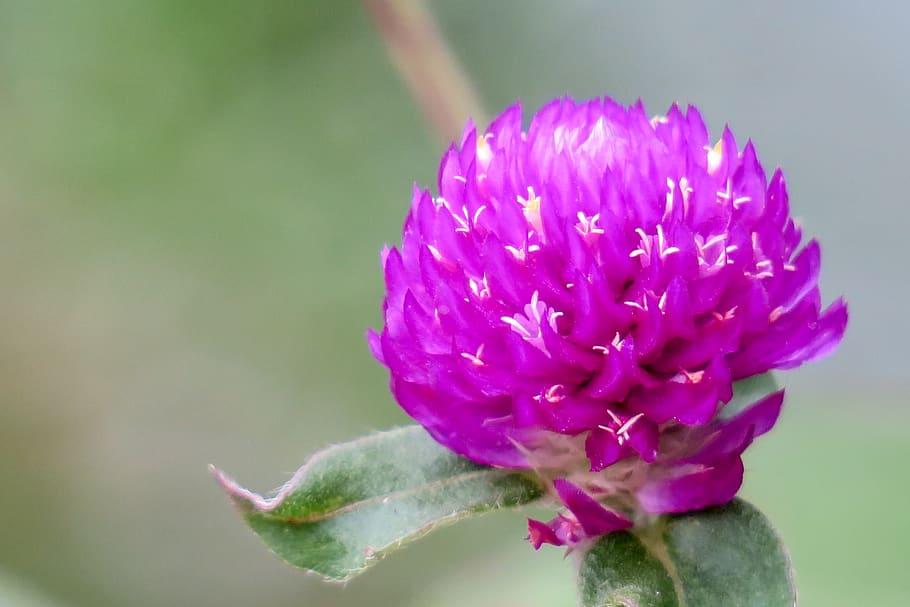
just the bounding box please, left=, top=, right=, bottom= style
left=679, top=177, right=693, bottom=216
left=713, top=306, right=738, bottom=322
left=702, top=234, right=727, bottom=249
left=529, top=291, right=542, bottom=321
left=468, top=275, right=491, bottom=300
left=472, top=205, right=487, bottom=225
left=656, top=224, right=679, bottom=259
left=611, top=332, right=624, bottom=349
left=716, top=179, right=733, bottom=202
left=427, top=244, right=444, bottom=262
left=452, top=208, right=470, bottom=233
left=543, top=384, right=565, bottom=403
left=460, top=344, right=486, bottom=366
left=635, top=228, right=651, bottom=247
left=548, top=310, right=564, bottom=331
left=501, top=316, right=532, bottom=338
left=505, top=245, right=526, bottom=261
left=665, top=178, right=676, bottom=216
left=575, top=212, right=605, bottom=239
left=769, top=306, right=785, bottom=323
left=452, top=175, right=467, bottom=183
left=615, top=413, right=644, bottom=438
left=517, top=186, right=543, bottom=235
left=623, top=300, right=647, bottom=312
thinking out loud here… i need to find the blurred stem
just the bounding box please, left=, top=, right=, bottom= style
left=364, top=0, right=486, bottom=143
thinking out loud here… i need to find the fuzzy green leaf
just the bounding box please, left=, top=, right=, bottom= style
left=579, top=499, right=796, bottom=607
left=212, top=426, right=544, bottom=582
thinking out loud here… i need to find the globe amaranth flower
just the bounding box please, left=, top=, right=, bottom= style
left=368, top=96, right=847, bottom=549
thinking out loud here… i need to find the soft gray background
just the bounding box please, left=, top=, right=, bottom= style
left=0, top=1, right=906, bottom=605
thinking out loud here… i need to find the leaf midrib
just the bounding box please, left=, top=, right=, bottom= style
left=257, top=468, right=534, bottom=524
left=635, top=522, right=688, bottom=607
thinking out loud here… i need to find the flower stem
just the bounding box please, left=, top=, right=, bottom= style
left=363, top=0, right=486, bottom=142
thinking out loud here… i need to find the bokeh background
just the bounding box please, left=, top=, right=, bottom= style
left=0, top=1, right=907, bottom=605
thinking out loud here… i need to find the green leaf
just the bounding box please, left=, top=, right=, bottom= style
left=211, top=426, right=544, bottom=582
left=722, top=373, right=781, bottom=419
left=579, top=499, right=796, bottom=607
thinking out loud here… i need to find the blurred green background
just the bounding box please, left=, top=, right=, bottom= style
left=0, top=1, right=907, bottom=605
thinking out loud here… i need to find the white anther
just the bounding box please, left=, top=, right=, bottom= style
left=713, top=306, right=738, bottom=321
left=468, top=275, right=491, bottom=300
left=543, top=384, right=566, bottom=403
left=623, top=299, right=648, bottom=312
left=501, top=316, right=533, bottom=338
left=702, top=234, right=727, bottom=250
left=615, top=413, right=644, bottom=438
left=460, top=344, right=486, bottom=366
left=716, top=179, right=733, bottom=202
left=548, top=310, right=564, bottom=332
left=505, top=245, right=526, bottom=262
left=576, top=212, right=605, bottom=239
left=769, top=306, right=785, bottom=323
left=452, top=207, right=470, bottom=233
left=656, top=224, right=680, bottom=258
left=427, top=244, right=444, bottom=262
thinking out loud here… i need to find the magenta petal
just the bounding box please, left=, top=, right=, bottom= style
left=626, top=416, right=659, bottom=463
left=696, top=390, right=785, bottom=462
left=527, top=518, right=564, bottom=550
left=638, top=457, right=745, bottom=514
left=554, top=479, right=632, bottom=536
left=585, top=427, right=623, bottom=472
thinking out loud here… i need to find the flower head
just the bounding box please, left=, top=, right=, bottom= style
left=369, top=96, right=846, bottom=546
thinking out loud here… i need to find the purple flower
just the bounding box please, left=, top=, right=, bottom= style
left=369, top=96, right=846, bottom=545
